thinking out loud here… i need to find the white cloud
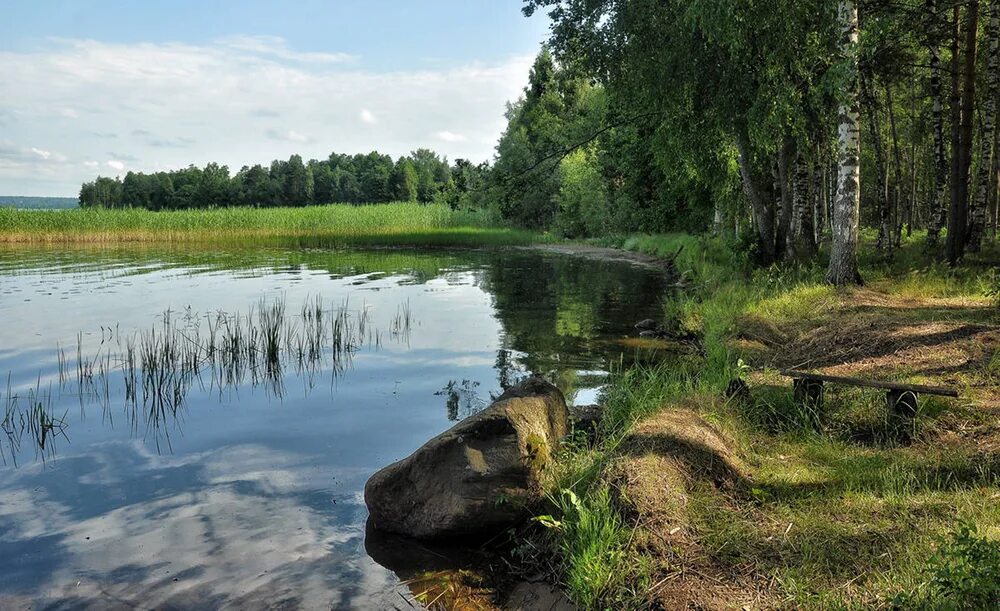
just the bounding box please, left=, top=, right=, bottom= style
left=219, top=35, right=356, bottom=65
left=359, top=108, right=377, bottom=125
left=266, top=128, right=312, bottom=144
left=0, top=37, right=533, bottom=195
left=31, top=147, right=51, bottom=159
left=83, top=160, right=99, bottom=168
left=436, top=130, right=467, bottom=143
left=59, top=108, right=79, bottom=119
left=107, top=160, right=125, bottom=171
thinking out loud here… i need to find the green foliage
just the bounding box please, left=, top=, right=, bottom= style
left=893, top=522, right=1000, bottom=609
left=390, top=158, right=419, bottom=202
left=987, top=269, right=1000, bottom=308
left=79, top=149, right=458, bottom=211
left=555, top=147, right=607, bottom=238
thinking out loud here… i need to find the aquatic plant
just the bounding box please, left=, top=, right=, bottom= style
left=0, top=294, right=416, bottom=461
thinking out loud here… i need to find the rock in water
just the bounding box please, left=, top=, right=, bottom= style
left=364, top=377, right=569, bottom=540
left=634, top=318, right=657, bottom=331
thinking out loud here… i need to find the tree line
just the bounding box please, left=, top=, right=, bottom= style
left=78, top=149, right=487, bottom=210
left=458, top=0, right=1000, bottom=284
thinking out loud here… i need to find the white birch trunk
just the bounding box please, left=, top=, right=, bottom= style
left=970, top=0, right=999, bottom=251
left=791, top=153, right=816, bottom=258
left=827, top=0, right=863, bottom=285
left=927, top=0, right=949, bottom=246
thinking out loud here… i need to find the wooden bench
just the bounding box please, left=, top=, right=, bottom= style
left=781, top=370, right=959, bottom=417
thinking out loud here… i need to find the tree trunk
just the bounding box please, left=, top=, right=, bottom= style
left=948, top=1, right=979, bottom=265
left=735, top=132, right=776, bottom=263
left=777, top=137, right=794, bottom=259
left=909, top=129, right=916, bottom=236
left=993, top=126, right=1000, bottom=238
left=927, top=0, right=948, bottom=248
left=970, top=0, right=999, bottom=252
left=791, top=152, right=817, bottom=259
left=814, top=149, right=826, bottom=244
left=861, top=74, right=893, bottom=254
left=886, top=82, right=905, bottom=246
left=827, top=0, right=863, bottom=286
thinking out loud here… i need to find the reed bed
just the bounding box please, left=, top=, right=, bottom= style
left=0, top=203, right=538, bottom=246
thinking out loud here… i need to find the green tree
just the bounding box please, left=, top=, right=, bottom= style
left=390, top=158, right=419, bottom=201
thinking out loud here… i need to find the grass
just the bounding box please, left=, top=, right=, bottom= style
left=531, top=231, right=1000, bottom=609
left=0, top=202, right=542, bottom=247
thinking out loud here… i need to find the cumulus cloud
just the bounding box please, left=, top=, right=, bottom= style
left=0, top=37, right=531, bottom=195
left=436, top=130, right=467, bottom=143
left=0, top=141, right=67, bottom=164
left=107, top=160, right=125, bottom=171
left=359, top=108, right=378, bottom=125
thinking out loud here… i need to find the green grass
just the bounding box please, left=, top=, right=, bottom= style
left=0, top=203, right=541, bottom=247
left=533, top=232, right=1000, bottom=609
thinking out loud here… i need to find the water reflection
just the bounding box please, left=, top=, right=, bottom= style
left=0, top=441, right=405, bottom=608
left=0, top=245, right=671, bottom=607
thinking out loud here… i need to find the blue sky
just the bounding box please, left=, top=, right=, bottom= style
left=0, top=1, right=551, bottom=196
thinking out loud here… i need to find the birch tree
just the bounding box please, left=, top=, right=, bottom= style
left=827, top=0, right=863, bottom=286
left=926, top=0, right=949, bottom=248
left=970, top=0, right=999, bottom=251
left=791, top=153, right=817, bottom=258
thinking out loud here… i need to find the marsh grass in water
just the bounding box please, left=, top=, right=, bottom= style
left=0, top=294, right=415, bottom=460
left=0, top=203, right=541, bottom=246
left=2, top=375, right=68, bottom=466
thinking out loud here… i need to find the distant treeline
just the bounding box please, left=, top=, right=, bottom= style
left=0, top=196, right=78, bottom=209
left=79, top=149, right=489, bottom=210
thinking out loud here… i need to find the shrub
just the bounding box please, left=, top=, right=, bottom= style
left=893, top=522, right=1000, bottom=609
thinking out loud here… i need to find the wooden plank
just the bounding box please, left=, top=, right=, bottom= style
left=780, top=369, right=959, bottom=397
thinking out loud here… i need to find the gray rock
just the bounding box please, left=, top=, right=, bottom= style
left=364, top=377, right=569, bottom=540
left=634, top=318, right=658, bottom=331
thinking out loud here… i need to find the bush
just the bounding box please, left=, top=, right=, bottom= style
left=893, top=522, right=1000, bottom=609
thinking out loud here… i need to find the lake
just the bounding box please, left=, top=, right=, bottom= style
left=0, top=244, right=668, bottom=608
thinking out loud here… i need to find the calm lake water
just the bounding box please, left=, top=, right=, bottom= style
left=0, top=245, right=668, bottom=609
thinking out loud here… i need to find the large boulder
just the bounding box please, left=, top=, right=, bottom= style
left=364, top=377, right=569, bottom=540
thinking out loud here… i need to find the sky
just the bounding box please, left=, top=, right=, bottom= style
left=0, top=1, right=551, bottom=196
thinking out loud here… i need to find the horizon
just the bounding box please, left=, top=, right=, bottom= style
left=0, top=1, right=551, bottom=197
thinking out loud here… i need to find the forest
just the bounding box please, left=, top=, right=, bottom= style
left=488, top=0, right=1000, bottom=278
left=78, top=148, right=472, bottom=210
left=468, top=0, right=1000, bottom=278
